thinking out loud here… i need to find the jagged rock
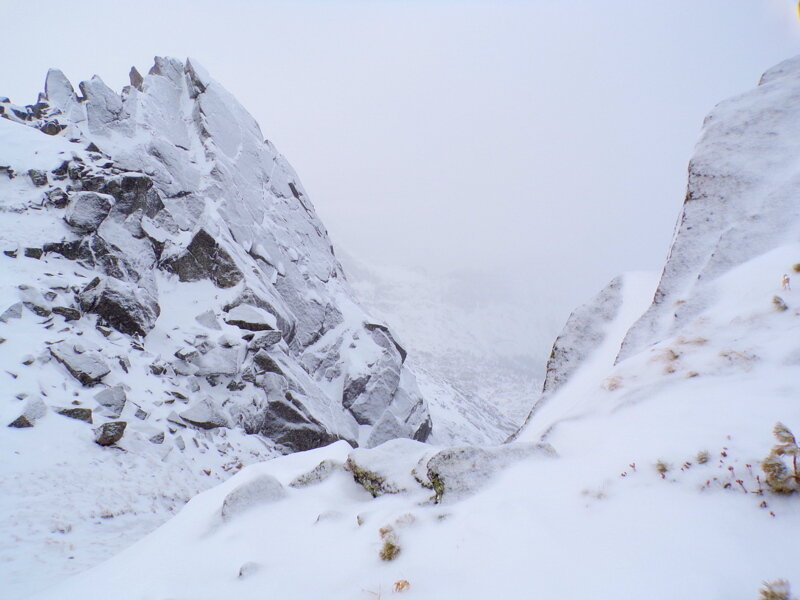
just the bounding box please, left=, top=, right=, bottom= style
left=248, top=330, right=283, bottom=352
left=49, top=342, right=110, bottom=386
left=543, top=276, right=623, bottom=394
left=0, top=302, right=23, bottom=322
left=43, top=188, right=68, bottom=208
left=64, top=191, right=114, bottom=233
left=161, top=229, right=243, bottom=288
left=252, top=350, right=284, bottom=375
left=93, top=421, right=127, bottom=446
left=224, top=304, right=277, bottom=331
left=52, top=306, right=81, bottom=321
left=7, top=396, right=47, bottom=428
left=245, top=393, right=343, bottom=453
left=101, top=173, right=162, bottom=217
left=221, top=474, right=286, bottom=521
left=289, top=459, right=343, bottom=488
left=79, top=277, right=160, bottom=337
left=28, top=169, right=47, bottom=186
left=180, top=398, right=229, bottom=429
left=54, top=407, right=93, bottom=423
left=94, top=385, right=126, bottom=418
left=149, top=431, right=165, bottom=444
left=23, top=247, right=43, bottom=259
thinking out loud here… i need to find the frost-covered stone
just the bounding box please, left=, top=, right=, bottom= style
left=79, top=277, right=160, bottom=337
left=0, top=302, right=23, bottom=322
left=224, top=304, right=277, bottom=331
left=425, top=443, right=556, bottom=502
left=543, top=276, right=623, bottom=394
left=221, top=474, right=286, bottom=521
left=64, top=191, right=114, bottom=233
left=161, top=229, right=243, bottom=288
left=94, top=385, right=126, bottom=418
left=289, top=459, right=343, bottom=488
left=93, top=421, right=126, bottom=446
left=180, top=398, right=229, bottom=429
left=49, top=342, right=110, bottom=386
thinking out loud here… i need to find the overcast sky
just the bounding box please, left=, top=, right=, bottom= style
left=3, top=0, right=800, bottom=332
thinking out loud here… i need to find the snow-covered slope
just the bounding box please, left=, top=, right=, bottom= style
left=28, top=55, right=800, bottom=600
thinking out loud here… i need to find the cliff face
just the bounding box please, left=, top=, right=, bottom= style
left=0, top=57, right=432, bottom=453
left=618, top=55, right=800, bottom=361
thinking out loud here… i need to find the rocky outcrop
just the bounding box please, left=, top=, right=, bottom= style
left=0, top=56, right=432, bottom=458
left=542, top=276, right=623, bottom=394
left=619, top=56, right=800, bottom=360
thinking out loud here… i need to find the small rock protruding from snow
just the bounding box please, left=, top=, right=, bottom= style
left=78, top=277, right=160, bottom=337
left=288, top=459, right=343, bottom=488
left=93, top=421, right=127, bottom=446
left=221, top=474, right=286, bottom=521
left=54, top=407, right=93, bottom=424
left=7, top=396, right=48, bottom=428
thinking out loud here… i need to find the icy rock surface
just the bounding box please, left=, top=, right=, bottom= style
left=619, top=55, right=800, bottom=359
left=542, top=276, right=623, bottom=394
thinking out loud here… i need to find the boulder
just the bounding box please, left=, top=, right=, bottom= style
left=101, top=173, right=163, bottom=217
left=245, top=394, right=342, bottom=453
left=289, top=459, right=342, bottom=488
left=247, top=330, right=283, bottom=352
left=179, top=398, right=229, bottom=429
left=94, top=421, right=127, bottom=446
left=64, top=191, right=114, bottom=233
left=194, top=309, right=221, bottom=330
left=160, top=229, right=243, bottom=288
left=224, top=304, right=277, bottom=331
left=54, top=407, right=93, bottom=423
left=49, top=342, right=110, bottom=386
left=221, top=474, right=286, bottom=521
left=79, top=277, right=160, bottom=337
left=425, top=443, right=556, bottom=503
left=93, top=385, right=126, bottom=418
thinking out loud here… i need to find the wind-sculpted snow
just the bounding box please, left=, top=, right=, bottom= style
left=619, top=56, right=800, bottom=360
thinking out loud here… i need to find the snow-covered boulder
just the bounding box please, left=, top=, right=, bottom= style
left=64, top=192, right=114, bottom=233
left=221, top=474, right=286, bottom=521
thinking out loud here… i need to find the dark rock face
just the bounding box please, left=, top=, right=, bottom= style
left=161, top=229, right=243, bottom=288
left=44, top=188, right=68, bottom=208
left=52, top=306, right=81, bottom=321
left=246, top=395, right=343, bottom=452
left=28, top=169, right=48, bottom=186
left=94, top=421, right=127, bottom=446
left=49, top=343, right=110, bottom=386
left=79, top=277, right=160, bottom=337
left=101, top=173, right=163, bottom=217
left=248, top=330, right=283, bottom=352
left=252, top=351, right=284, bottom=375
left=64, top=191, right=114, bottom=233
left=55, top=407, right=93, bottom=423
